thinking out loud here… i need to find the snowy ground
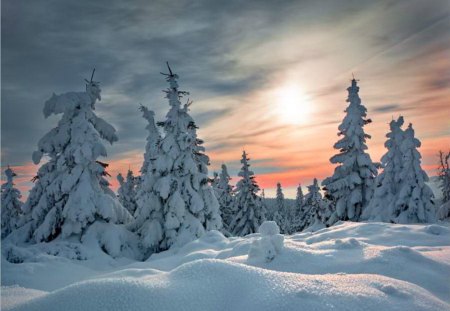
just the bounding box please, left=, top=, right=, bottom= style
left=2, top=221, right=450, bottom=310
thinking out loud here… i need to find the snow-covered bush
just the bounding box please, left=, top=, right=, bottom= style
left=82, top=222, right=142, bottom=260
left=1, top=167, right=23, bottom=239
left=322, top=79, right=379, bottom=222
left=229, top=151, right=266, bottom=236
left=248, top=221, right=284, bottom=262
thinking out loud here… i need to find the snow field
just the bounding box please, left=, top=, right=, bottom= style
left=2, top=221, right=449, bottom=310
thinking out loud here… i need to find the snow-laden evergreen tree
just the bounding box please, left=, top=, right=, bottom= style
left=296, top=184, right=304, bottom=210
left=141, top=64, right=221, bottom=250
left=128, top=105, right=163, bottom=256
left=437, top=151, right=450, bottom=220
left=287, top=184, right=304, bottom=233
left=211, top=171, right=220, bottom=197
left=303, top=178, right=333, bottom=231
left=216, top=164, right=235, bottom=232
left=20, top=71, right=136, bottom=258
left=1, top=167, right=23, bottom=239
left=139, top=105, right=161, bottom=177
left=229, top=151, right=266, bottom=236
left=274, top=182, right=286, bottom=233
left=117, top=169, right=138, bottom=215
left=181, top=98, right=222, bottom=234
left=322, top=78, right=379, bottom=222
left=391, top=124, right=436, bottom=223
left=362, top=116, right=405, bottom=222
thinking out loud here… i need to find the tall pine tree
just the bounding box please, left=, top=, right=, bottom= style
left=143, top=64, right=221, bottom=250
left=229, top=151, right=266, bottom=236
left=20, top=71, right=134, bottom=256
left=322, top=78, right=379, bottom=222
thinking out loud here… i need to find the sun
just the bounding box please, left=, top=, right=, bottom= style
left=275, top=84, right=312, bottom=125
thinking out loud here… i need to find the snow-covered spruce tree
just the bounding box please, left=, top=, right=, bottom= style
left=303, top=178, right=333, bottom=231
left=139, top=105, right=161, bottom=177
left=437, top=151, right=450, bottom=220
left=322, top=78, right=379, bottom=222
left=144, top=64, right=221, bottom=250
left=229, top=151, right=266, bottom=236
left=20, top=71, right=137, bottom=258
left=211, top=171, right=220, bottom=196
left=1, top=167, right=23, bottom=239
left=362, top=116, right=405, bottom=222
left=181, top=98, right=222, bottom=233
left=117, top=169, right=138, bottom=215
left=128, top=105, right=163, bottom=256
left=287, top=184, right=304, bottom=233
left=391, top=124, right=436, bottom=223
left=216, top=164, right=235, bottom=232
left=274, top=182, right=286, bottom=233
left=296, top=184, right=304, bottom=210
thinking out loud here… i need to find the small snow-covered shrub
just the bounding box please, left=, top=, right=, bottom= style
left=2, top=241, right=89, bottom=263
left=82, top=222, right=142, bottom=260
left=248, top=221, right=284, bottom=262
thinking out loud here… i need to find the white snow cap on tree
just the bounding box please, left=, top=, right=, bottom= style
left=322, top=78, right=379, bottom=222
left=229, top=151, right=266, bottom=236
left=20, top=70, right=134, bottom=257
left=216, top=164, right=235, bottom=233
left=117, top=169, right=138, bottom=215
left=1, top=167, right=23, bottom=239
left=362, top=116, right=405, bottom=222
left=137, top=63, right=221, bottom=251
left=391, top=123, right=436, bottom=223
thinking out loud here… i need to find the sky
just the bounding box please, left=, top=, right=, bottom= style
left=2, top=0, right=450, bottom=198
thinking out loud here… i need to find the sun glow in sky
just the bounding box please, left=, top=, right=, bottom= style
left=275, top=84, right=312, bottom=125
left=2, top=0, right=450, bottom=199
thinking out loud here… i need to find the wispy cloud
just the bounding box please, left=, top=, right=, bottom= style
left=2, top=0, right=449, bottom=198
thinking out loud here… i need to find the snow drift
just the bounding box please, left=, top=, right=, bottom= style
left=2, top=221, right=450, bottom=310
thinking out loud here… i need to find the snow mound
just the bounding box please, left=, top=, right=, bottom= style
left=5, top=259, right=449, bottom=311
left=2, top=222, right=450, bottom=310
left=258, top=221, right=280, bottom=236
